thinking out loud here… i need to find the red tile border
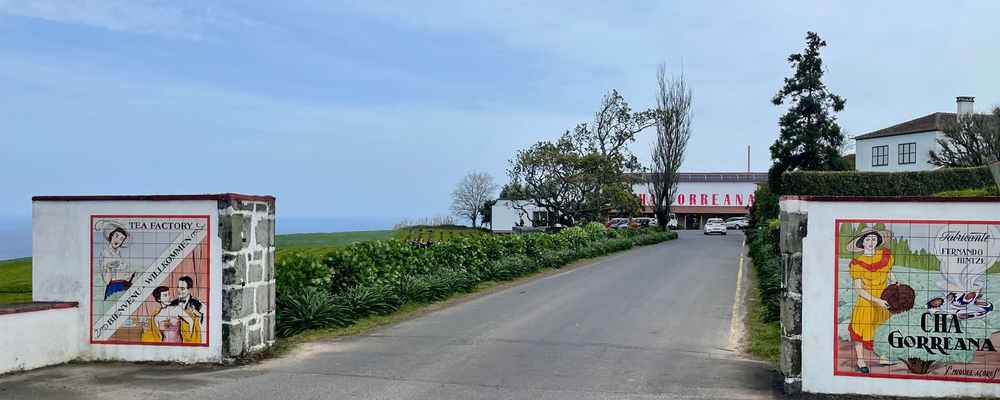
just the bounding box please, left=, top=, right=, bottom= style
left=0, top=301, right=78, bottom=316
left=32, top=193, right=274, bottom=202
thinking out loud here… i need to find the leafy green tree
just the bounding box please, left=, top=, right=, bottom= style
left=498, top=182, right=529, bottom=200
left=769, top=31, right=848, bottom=193
left=508, top=90, right=653, bottom=226
left=479, top=199, right=496, bottom=228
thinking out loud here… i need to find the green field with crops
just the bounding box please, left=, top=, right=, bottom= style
left=0, top=257, right=32, bottom=304
left=393, top=225, right=488, bottom=242
left=275, top=230, right=396, bottom=257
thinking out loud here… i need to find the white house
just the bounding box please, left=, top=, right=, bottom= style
left=490, top=199, right=549, bottom=233
left=854, top=96, right=975, bottom=172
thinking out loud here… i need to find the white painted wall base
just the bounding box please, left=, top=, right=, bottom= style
left=0, top=308, right=81, bottom=375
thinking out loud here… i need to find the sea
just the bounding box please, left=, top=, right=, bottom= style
left=0, top=215, right=401, bottom=261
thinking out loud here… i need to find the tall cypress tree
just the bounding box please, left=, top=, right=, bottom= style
left=769, top=32, right=847, bottom=193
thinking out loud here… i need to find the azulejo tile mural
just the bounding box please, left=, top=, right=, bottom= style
left=835, top=219, right=1000, bottom=382
left=90, top=215, right=210, bottom=346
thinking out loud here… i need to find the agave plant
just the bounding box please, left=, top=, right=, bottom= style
left=335, top=285, right=403, bottom=317
left=425, top=272, right=459, bottom=300
left=394, top=275, right=435, bottom=303
left=275, top=287, right=354, bottom=337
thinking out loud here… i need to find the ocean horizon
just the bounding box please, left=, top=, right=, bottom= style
left=0, top=215, right=403, bottom=261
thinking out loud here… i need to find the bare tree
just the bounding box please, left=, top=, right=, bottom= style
left=647, top=64, right=693, bottom=231
left=450, top=172, right=498, bottom=228
left=930, top=106, right=1000, bottom=167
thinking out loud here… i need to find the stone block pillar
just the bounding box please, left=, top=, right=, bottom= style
left=779, top=202, right=806, bottom=394
left=219, top=197, right=276, bottom=359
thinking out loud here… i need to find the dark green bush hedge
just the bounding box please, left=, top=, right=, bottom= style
left=746, top=220, right=782, bottom=323
left=275, top=228, right=675, bottom=337
left=781, top=166, right=993, bottom=196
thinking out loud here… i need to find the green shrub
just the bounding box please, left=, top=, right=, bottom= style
left=780, top=166, right=994, bottom=196
left=749, top=182, right=779, bottom=227
left=934, top=185, right=999, bottom=197
left=583, top=222, right=607, bottom=240
left=631, top=231, right=673, bottom=246
left=335, top=285, right=403, bottom=317
left=275, top=252, right=331, bottom=297
left=394, top=275, right=434, bottom=303
left=276, top=287, right=353, bottom=337
left=325, top=240, right=425, bottom=291
left=746, top=224, right=782, bottom=322
left=424, top=271, right=462, bottom=299
left=559, top=226, right=590, bottom=248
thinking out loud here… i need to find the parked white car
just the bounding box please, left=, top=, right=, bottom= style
left=703, top=218, right=727, bottom=235
left=725, top=217, right=750, bottom=230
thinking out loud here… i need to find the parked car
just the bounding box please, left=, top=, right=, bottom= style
left=725, top=217, right=750, bottom=230
left=611, top=219, right=631, bottom=229
left=606, top=218, right=628, bottom=228
left=703, top=218, right=727, bottom=235
left=633, top=217, right=657, bottom=228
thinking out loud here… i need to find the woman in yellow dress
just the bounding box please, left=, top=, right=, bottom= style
left=847, top=228, right=896, bottom=373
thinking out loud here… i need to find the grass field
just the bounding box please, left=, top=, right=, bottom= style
left=0, top=257, right=32, bottom=304
left=745, top=263, right=780, bottom=364
left=393, top=225, right=487, bottom=242
left=275, top=230, right=395, bottom=257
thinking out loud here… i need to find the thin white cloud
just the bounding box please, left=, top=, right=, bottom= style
left=341, top=1, right=664, bottom=68
left=0, top=0, right=256, bottom=40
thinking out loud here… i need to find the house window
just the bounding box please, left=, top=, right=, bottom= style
left=871, top=145, right=889, bottom=167
left=898, top=142, right=916, bottom=165
left=531, top=211, right=549, bottom=227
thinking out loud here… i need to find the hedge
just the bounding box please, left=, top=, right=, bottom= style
left=780, top=166, right=994, bottom=196
left=746, top=219, right=782, bottom=322
left=275, top=228, right=677, bottom=337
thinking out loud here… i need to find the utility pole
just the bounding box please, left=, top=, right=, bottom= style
left=747, top=145, right=751, bottom=172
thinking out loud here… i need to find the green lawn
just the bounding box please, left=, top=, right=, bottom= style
left=394, top=225, right=487, bottom=242
left=745, top=264, right=780, bottom=364
left=0, top=257, right=32, bottom=304
left=275, top=230, right=395, bottom=257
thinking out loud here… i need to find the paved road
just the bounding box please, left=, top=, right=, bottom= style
left=0, top=230, right=778, bottom=400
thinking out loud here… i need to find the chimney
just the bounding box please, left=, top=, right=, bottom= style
left=957, top=96, right=975, bottom=116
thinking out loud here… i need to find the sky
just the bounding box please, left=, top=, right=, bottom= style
left=2, top=1, right=1000, bottom=221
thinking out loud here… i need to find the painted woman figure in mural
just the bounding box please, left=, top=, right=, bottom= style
left=97, top=221, right=136, bottom=300
left=847, top=228, right=896, bottom=373
left=142, top=286, right=194, bottom=343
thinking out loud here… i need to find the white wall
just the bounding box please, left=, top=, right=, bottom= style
left=792, top=199, right=1000, bottom=397
left=855, top=131, right=941, bottom=172
left=491, top=200, right=545, bottom=233
left=0, top=307, right=81, bottom=374
left=32, top=200, right=222, bottom=363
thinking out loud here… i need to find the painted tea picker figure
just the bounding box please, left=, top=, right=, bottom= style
left=96, top=220, right=136, bottom=300
left=847, top=227, right=900, bottom=373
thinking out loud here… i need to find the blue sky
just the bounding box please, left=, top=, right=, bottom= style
left=2, top=1, right=999, bottom=220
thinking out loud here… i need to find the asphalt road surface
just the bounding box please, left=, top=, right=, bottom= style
left=0, top=230, right=779, bottom=400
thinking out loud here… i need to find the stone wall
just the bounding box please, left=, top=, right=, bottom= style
left=779, top=202, right=806, bottom=394
left=219, top=197, right=276, bottom=359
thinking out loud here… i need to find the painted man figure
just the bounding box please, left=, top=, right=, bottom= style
left=169, top=275, right=204, bottom=343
